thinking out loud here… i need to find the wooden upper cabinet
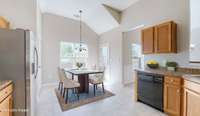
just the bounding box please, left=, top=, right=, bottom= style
left=141, top=21, right=177, bottom=54
left=141, top=27, right=154, bottom=54
left=155, top=21, right=177, bottom=53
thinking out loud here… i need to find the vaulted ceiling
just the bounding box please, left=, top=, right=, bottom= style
left=39, top=0, right=139, bottom=34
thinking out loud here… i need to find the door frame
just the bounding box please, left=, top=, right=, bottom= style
left=99, top=43, right=111, bottom=82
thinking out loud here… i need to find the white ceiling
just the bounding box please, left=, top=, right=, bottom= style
left=39, top=0, right=139, bottom=34
left=100, top=0, right=139, bottom=11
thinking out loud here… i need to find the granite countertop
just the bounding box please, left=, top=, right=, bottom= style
left=0, top=80, right=12, bottom=90
left=135, top=68, right=186, bottom=77
left=135, top=68, right=200, bottom=84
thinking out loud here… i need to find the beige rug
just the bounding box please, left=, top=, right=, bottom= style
left=55, top=89, right=115, bottom=111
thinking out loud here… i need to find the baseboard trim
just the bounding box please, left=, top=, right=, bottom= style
left=123, top=81, right=135, bottom=86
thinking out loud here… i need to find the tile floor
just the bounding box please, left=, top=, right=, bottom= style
left=36, top=82, right=167, bottom=116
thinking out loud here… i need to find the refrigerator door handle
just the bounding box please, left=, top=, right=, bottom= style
left=34, top=47, right=39, bottom=79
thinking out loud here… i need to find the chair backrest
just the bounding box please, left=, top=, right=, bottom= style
left=58, top=67, right=66, bottom=82
left=96, top=66, right=105, bottom=79
left=58, top=68, right=79, bottom=88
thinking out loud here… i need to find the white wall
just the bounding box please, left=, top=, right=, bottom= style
left=100, top=0, right=200, bottom=84
left=99, top=28, right=123, bottom=84
left=36, top=0, right=43, bottom=96
left=121, top=0, right=200, bottom=68
left=42, top=13, right=99, bottom=84
left=0, top=0, right=43, bottom=90
left=122, top=29, right=142, bottom=84
left=0, top=0, right=37, bottom=32
left=0, top=0, right=41, bottom=115
left=190, top=0, right=200, bottom=62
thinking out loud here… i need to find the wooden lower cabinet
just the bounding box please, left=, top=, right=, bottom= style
left=183, top=80, right=200, bottom=116
left=136, top=74, right=200, bottom=116
left=0, top=95, right=12, bottom=116
left=164, top=83, right=181, bottom=116
left=0, top=82, right=13, bottom=116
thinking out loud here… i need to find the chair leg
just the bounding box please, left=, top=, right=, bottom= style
left=63, top=88, right=66, bottom=98
left=102, top=82, right=105, bottom=93
left=65, top=89, right=68, bottom=104
left=72, top=88, right=75, bottom=94
left=60, top=83, right=63, bottom=94
left=93, top=84, right=96, bottom=96
left=95, top=84, right=98, bottom=90
left=58, top=82, right=61, bottom=90
left=76, top=88, right=79, bottom=100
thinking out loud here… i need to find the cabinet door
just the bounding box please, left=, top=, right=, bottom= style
left=0, top=17, right=10, bottom=29
left=155, top=21, right=177, bottom=53
left=164, top=84, right=181, bottom=116
left=0, top=95, right=12, bottom=116
left=141, top=27, right=154, bottom=54
left=183, top=89, right=200, bottom=116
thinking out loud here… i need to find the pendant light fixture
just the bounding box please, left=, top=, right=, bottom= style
left=76, top=10, right=86, bottom=52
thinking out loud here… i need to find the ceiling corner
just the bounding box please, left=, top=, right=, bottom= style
left=103, top=4, right=122, bottom=24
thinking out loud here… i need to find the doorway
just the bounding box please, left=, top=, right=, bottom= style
left=99, top=43, right=110, bottom=82
left=122, top=25, right=144, bottom=85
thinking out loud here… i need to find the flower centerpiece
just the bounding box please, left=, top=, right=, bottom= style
left=76, top=62, right=83, bottom=69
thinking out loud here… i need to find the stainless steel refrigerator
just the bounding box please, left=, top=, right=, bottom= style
left=0, top=28, right=38, bottom=116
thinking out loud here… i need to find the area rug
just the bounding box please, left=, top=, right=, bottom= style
left=55, top=86, right=115, bottom=111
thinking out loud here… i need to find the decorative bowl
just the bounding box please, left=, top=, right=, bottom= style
left=147, top=64, right=159, bottom=69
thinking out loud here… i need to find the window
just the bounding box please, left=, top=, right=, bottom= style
left=132, top=43, right=142, bottom=69
left=132, top=43, right=142, bottom=58
left=60, top=42, right=88, bottom=67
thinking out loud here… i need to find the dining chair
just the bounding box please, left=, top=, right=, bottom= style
left=89, top=66, right=105, bottom=96
left=58, top=68, right=80, bottom=103
left=58, top=67, right=64, bottom=94
left=61, top=67, right=74, bottom=80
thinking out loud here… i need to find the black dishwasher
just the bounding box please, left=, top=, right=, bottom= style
left=137, top=72, right=164, bottom=111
